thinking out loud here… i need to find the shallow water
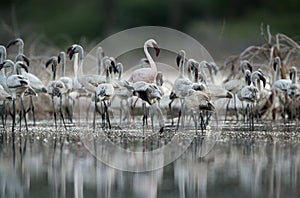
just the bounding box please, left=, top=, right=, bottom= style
left=1, top=122, right=300, bottom=198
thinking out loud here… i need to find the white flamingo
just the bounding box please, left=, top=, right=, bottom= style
left=122, top=80, right=164, bottom=132
left=0, top=46, right=12, bottom=127
left=128, top=39, right=160, bottom=83
left=0, top=60, right=36, bottom=133
left=96, top=57, right=115, bottom=129
left=272, top=56, right=291, bottom=122
left=236, top=70, right=262, bottom=129
left=67, top=44, right=107, bottom=130
left=183, top=89, right=215, bottom=133
left=57, top=51, right=74, bottom=123
left=45, top=56, right=68, bottom=131
left=223, top=60, right=253, bottom=121
left=287, top=66, right=300, bottom=119
left=7, top=38, right=47, bottom=126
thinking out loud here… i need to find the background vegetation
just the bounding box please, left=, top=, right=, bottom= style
left=1, top=0, right=300, bottom=60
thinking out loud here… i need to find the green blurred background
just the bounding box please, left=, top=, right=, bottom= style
left=1, top=0, right=300, bottom=60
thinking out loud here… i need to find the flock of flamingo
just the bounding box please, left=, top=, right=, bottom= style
left=0, top=37, right=299, bottom=135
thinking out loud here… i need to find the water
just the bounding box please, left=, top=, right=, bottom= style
left=1, top=123, right=300, bottom=198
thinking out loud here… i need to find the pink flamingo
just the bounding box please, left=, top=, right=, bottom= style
left=128, top=39, right=160, bottom=83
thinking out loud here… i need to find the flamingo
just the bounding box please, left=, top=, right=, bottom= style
left=0, top=60, right=36, bottom=133
left=183, top=89, right=215, bottom=133
left=236, top=70, right=265, bottom=130
left=223, top=60, right=253, bottom=121
left=57, top=51, right=74, bottom=123
left=0, top=46, right=12, bottom=127
left=96, top=57, right=115, bottom=129
left=272, top=56, right=292, bottom=122
left=287, top=66, right=300, bottom=119
left=67, top=44, right=107, bottom=130
left=45, top=56, right=68, bottom=131
left=122, top=80, right=164, bottom=132
left=169, top=50, right=189, bottom=128
left=7, top=38, right=47, bottom=126
left=128, top=39, right=160, bottom=83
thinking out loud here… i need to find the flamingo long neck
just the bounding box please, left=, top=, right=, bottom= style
left=77, top=49, right=84, bottom=77
left=178, top=57, right=185, bottom=78
left=199, top=62, right=207, bottom=83
left=0, top=47, right=7, bottom=62
left=194, top=66, right=199, bottom=83
left=18, top=42, right=24, bottom=55
left=97, top=47, right=103, bottom=75
left=292, top=69, right=297, bottom=84
left=273, top=63, right=279, bottom=88
left=144, top=43, right=157, bottom=79
left=61, top=52, right=66, bottom=77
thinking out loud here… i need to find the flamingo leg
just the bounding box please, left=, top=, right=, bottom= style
left=224, top=98, right=231, bottom=122
left=131, top=97, right=139, bottom=120
left=77, top=97, right=80, bottom=127
left=30, top=96, right=36, bottom=126
left=168, top=100, right=174, bottom=126
left=176, top=110, right=181, bottom=131
left=0, top=102, right=5, bottom=127
left=12, top=99, right=16, bottom=135
left=233, top=95, right=239, bottom=122
left=59, top=95, right=68, bottom=131
left=103, top=101, right=111, bottom=129
left=20, top=98, right=29, bottom=133
left=93, top=92, right=97, bottom=132
left=51, top=96, right=57, bottom=131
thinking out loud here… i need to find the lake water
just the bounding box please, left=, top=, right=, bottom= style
left=0, top=122, right=300, bottom=198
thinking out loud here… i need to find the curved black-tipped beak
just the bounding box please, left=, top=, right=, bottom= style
left=176, top=53, right=181, bottom=67
left=18, top=62, right=29, bottom=73
left=57, top=55, right=61, bottom=63
left=246, top=62, right=252, bottom=73
left=259, top=74, right=266, bottom=88
left=16, top=54, right=30, bottom=66
left=290, top=72, right=293, bottom=80
left=67, top=46, right=74, bottom=59
left=273, top=61, right=277, bottom=71
left=6, top=39, right=18, bottom=48
left=153, top=43, right=160, bottom=57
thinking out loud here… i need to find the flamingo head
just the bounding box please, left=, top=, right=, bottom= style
left=0, top=59, right=14, bottom=70
left=67, top=44, right=83, bottom=60
left=176, top=50, right=186, bottom=67
left=147, top=39, right=160, bottom=57
left=58, top=51, right=66, bottom=64
left=244, top=69, right=252, bottom=86
left=289, top=66, right=297, bottom=80
left=7, top=38, right=24, bottom=48
left=15, top=61, right=29, bottom=73
left=273, top=56, right=281, bottom=70
left=240, top=60, right=252, bottom=73
left=16, top=54, right=30, bottom=66
left=45, top=57, right=58, bottom=74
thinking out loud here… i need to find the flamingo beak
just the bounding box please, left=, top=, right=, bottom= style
left=176, top=54, right=181, bottom=67
left=16, top=54, right=30, bottom=66
left=273, top=61, right=277, bottom=70
left=67, top=47, right=75, bottom=60
left=57, top=55, right=61, bottom=63
left=18, top=62, right=29, bottom=73
left=67, top=46, right=75, bottom=60
left=153, top=43, right=160, bottom=56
